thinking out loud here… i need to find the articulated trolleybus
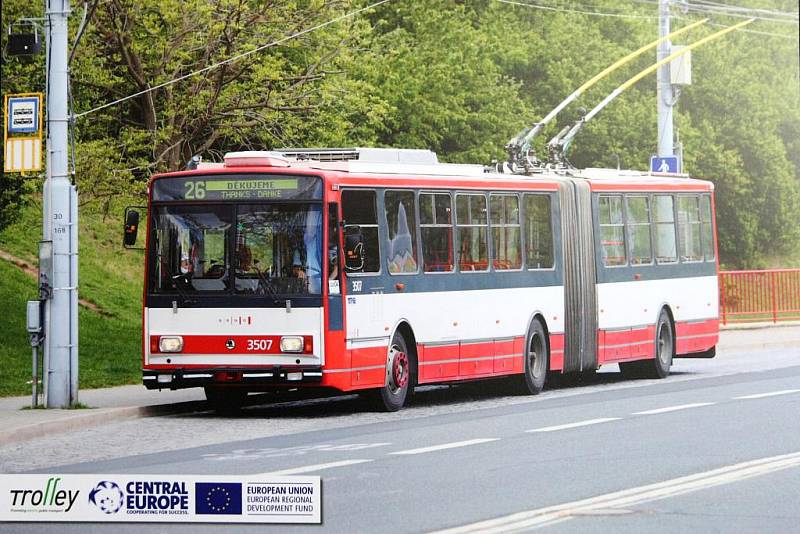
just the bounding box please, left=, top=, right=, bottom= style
left=125, top=148, right=718, bottom=412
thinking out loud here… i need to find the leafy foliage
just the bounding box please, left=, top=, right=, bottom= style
left=1, top=0, right=798, bottom=267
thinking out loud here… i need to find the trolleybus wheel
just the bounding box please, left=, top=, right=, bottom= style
left=518, top=318, right=548, bottom=394
left=205, top=386, right=247, bottom=415
left=646, top=310, right=674, bottom=378
left=620, top=310, right=674, bottom=380
left=369, top=332, right=412, bottom=412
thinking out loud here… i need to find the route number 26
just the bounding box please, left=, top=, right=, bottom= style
left=185, top=181, right=206, bottom=199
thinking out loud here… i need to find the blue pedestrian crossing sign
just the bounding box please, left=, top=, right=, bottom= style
left=650, top=155, right=679, bottom=174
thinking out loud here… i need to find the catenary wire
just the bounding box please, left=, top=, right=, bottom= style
left=692, top=0, right=797, bottom=18
left=495, top=0, right=658, bottom=19
left=497, top=0, right=796, bottom=39
left=685, top=4, right=798, bottom=24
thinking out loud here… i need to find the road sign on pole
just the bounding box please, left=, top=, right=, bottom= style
left=7, top=95, right=40, bottom=133
left=651, top=155, right=679, bottom=174
left=3, top=93, right=44, bottom=173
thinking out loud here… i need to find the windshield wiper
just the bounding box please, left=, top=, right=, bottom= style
left=171, top=273, right=199, bottom=307
left=253, top=263, right=283, bottom=304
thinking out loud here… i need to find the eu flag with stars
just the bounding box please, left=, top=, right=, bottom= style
left=195, top=482, right=242, bottom=515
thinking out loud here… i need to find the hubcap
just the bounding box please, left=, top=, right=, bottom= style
left=658, top=322, right=672, bottom=365
left=387, top=345, right=409, bottom=393
left=528, top=333, right=545, bottom=379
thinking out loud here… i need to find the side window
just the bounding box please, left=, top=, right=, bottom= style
left=385, top=190, right=418, bottom=274
left=420, top=193, right=454, bottom=272
left=490, top=194, right=521, bottom=270
left=524, top=194, right=554, bottom=269
left=677, top=195, right=702, bottom=262
left=653, top=195, right=677, bottom=263
left=701, top=195, right=715, bottom=261
left=456, top=194, right=489, bottom=271
left=327, top=203, right=341, bottom=293
left=626, top=196, right=653, bottom=265
left=598, top=195, right=626, bottom=267
left=342, top=189, right=380, bottom=273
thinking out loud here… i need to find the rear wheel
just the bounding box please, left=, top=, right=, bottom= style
left=368, top=332, right=412, bottom=412
left=518, top=319, right=548, bottom=394
left=646, top=310, right=674, bottom=378
left=620, top=310, right=673, bottom=379
left=205, top=387, right=247, bottom=415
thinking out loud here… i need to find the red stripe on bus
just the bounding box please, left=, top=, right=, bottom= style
left=675, top=318, right=719, bottom=336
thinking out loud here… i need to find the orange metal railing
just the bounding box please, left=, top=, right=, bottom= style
left=719, top=269, right=800, bottom=325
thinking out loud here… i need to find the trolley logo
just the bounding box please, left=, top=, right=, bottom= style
left=8, top=477, right=79, bottom=513
left=124, top=481, right=189, bottom=516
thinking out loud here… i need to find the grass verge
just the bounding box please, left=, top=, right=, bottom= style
left=0, top=195, right=144, bottom=396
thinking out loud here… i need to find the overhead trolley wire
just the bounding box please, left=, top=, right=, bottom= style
left=691, top=0, right=798, bottom=19
left=494, top=0, right=658, bottom=20
left=628, top=0, right=798, bottom=19
left=74, top=0, right=393, bottom=119
left=498, top=0, right=796, bottom=39
left=685, top=5, right=799, bottom=24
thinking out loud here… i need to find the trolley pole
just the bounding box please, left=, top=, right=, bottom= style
left=657, top=0, right=674, bottom=157
left=43, top=0, right=79, bottom=408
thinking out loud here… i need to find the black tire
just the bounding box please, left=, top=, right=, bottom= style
left=517, top=318, right=548, bottom=394
left=644, top=310, right=674, bottom=378
left=368, top=331, right=413, bottom=412
left=205, top=387, right=247, bottom=415
left=621, top=310, right=674, bottom=380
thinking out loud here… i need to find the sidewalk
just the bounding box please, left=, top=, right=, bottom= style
left=1, top=325, right=798, bottom=448
left=0, top=385, right=206, bottom=447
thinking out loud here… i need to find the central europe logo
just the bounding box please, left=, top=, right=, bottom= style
left=195, top=482, right=242, bottom=515
left=88, top=481, right=124, bottom=514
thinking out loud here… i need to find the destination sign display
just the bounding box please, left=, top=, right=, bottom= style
left=152, top=175, right=323, bottom=202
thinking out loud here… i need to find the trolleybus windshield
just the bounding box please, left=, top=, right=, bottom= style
left=148, top=174, right=324, bottom=299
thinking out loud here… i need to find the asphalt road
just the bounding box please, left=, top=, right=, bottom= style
left=2, top=330, right=799, bottom=533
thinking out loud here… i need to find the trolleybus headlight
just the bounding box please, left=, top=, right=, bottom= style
left=158, top=336, right=184, bottom=353
left=280, top=336, right=304, bottom=353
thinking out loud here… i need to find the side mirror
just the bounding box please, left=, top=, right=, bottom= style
left=123, top=208, right=140, bottom=247
left=343, top=225, right=364, bottom=272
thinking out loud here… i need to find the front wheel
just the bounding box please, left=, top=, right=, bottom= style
left=368, top=332, right=413, bottom=412
left=517, top=319, right=548, bottom=394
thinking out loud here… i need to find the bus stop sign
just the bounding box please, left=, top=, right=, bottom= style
left=651, top=156, right=679, bottom=174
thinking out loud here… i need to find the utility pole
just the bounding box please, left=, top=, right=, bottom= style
left=43, top=0, right=79, bottom=408
left=657, top=0, right=674, bottom=158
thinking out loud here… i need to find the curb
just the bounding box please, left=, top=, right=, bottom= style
left=716, top=340, right=800, bottom=353
left=0, top=400, right=208, bottom=448
left=720, top=321, right=800, bottom=331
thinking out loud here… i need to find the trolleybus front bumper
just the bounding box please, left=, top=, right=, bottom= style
left=142, top=367, right=324, bottom=390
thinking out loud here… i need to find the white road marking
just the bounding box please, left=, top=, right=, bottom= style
left=525, top=418, right=621, bottom=433
left=632, top=402, right=715, bottom=415
left=390, top=438, right=499, bottom=456
left=201, top=442, right=391, bottom=461
left=431, top=450, right=800, bottom=533
left=260, top=459, right=373, bottom=476
left=735, top=389, right=800, bottom=400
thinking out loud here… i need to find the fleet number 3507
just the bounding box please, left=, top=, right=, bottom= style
left=247, top=339, right=273, bottom=351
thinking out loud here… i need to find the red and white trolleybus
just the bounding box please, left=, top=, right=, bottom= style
left=125, top=148, right=719, bottom=412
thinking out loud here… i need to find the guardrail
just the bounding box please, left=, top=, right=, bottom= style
left=719, top=269, right=800, bottom=324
